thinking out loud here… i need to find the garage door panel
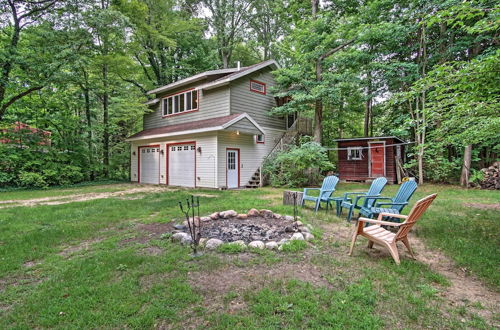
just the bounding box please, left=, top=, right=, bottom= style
left=168, top=143, right=195, bottom=187
left=140, top=146, right=160, bottom=184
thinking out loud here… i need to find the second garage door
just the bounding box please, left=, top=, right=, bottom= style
left=168, top=143, right=195, bottom=187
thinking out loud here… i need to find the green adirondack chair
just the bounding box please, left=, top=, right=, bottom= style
left=359, top=180, right=418, bottom=221
left=301, top=175, right=340, bottom=212
left=339, top=177, right=388, bottom=222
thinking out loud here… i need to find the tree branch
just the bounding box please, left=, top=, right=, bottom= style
left=319, top=38, right=356, bottom=62
left=0, top=86, right=43, bottom=120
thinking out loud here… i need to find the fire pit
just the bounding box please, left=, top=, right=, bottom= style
left=170, top=208, right=314, bottom=251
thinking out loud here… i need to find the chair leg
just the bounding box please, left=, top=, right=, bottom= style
left=386, top=242, right=400, bottom=265
left=348, top=232, right=358, bottom=256
left=367, top=240, right=374, bottom=249
left=314, top=200, right=320, bottom=212
left=346, top=206, right=354, bottom=222
left=401, top=237, right=416, bottom=259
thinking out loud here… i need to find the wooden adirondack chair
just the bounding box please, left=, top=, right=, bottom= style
left=338, top=177, right=388, bottom=222
left=358, top=180, right=418, bottom=220
left=348, top=193, right=437, bottom=265
left=301, top=176, right=340, bottom=212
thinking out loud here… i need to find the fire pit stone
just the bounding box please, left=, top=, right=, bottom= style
left=171, top=209, right=315, bottom=251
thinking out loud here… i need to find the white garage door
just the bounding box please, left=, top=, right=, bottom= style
left=139, top=146, right=160, bottom=184
left=168, top=143, right=195, bottom=187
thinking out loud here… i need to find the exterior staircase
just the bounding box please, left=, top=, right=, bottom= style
left=245, top=117, right=313, bottom=188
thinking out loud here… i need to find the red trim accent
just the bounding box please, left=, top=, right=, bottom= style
left=137, top=144, right=161, bottom=184
left=161, top=89, right=199, bottom=118
left=249, top=80, right=266, bottom=95
left=255, top=134, right=265, bottom=144
left=226, top=148, right=240, bottom=188
left=166, top=141, right=197, bottom=188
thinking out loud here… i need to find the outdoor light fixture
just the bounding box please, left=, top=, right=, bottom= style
left=160, top=149, right=164, bottom=155
left=132, top=151, right=136, bottom=156
left=236, top=130, right=240, bottom=135
left=197, top=146, right=202, bottom=153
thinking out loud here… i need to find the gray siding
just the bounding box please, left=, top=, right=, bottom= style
left=143, top=84, right=230, bottom=130
left=230, top=69, right=286, bottom=130
left=226, top=117, right=261, bottom=135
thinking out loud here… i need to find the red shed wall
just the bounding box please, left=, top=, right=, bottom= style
left=337, top=138, right=398, bottom=183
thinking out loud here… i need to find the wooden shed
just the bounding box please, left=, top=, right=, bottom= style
left=333, top=136, right=406, bottom=183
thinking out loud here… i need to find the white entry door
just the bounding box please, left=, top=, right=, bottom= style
left=168, top=143, right=195, bottom=187
left=139, top=146, right=160, bottom=184
left=226, top=149, right=239, bottom=188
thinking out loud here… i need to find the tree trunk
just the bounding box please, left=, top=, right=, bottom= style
left=460, top=144, right=472, bottom=187
left=83, top=87, right=94, bottom=180
left=102, top=64, right=110, bottom=178
left=313, top=60, right=323, bottom=144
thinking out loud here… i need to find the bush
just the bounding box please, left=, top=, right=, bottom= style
left=263, top=141, right=334, bottom=187
left=18, top=171, right=48, bottom=188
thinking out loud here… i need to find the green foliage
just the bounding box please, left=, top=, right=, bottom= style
left=217, top=242, right=247, bottom=253
left=18, top=172, right=48, bottom=189
left=279, top=239, right=307, bottom=252
left=263, top=141, right=334, bottom=187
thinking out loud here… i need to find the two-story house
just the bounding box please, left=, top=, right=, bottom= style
left=126, top=60, right=309, bottom=189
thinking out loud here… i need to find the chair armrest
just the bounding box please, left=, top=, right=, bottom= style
left=375, top=202, right=408, bottom=208
left=343, top=192, right=366, bottom=201
left=303, top=188, right=320, bottom=193
left=358, top=217, right=403, bottom=227
left=353, top=194, right=381, bottom=207
left=319, top=189, right=334, bottom=197
left=377, top=213, right=408, bottom=221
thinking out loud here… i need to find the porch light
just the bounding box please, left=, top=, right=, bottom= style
left=236, top=130, right=240, bottom=135
left=132, top=151, right=136, bottom=156
left=197, top=146, right=202, bottom=153
left=160, top=149, right=164, bottom=155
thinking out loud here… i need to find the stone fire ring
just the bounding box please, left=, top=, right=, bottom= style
left=170, top=208, right=315, bottom=251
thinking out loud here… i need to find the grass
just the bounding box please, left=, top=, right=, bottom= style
left=0, top=182, right=498, bottom=328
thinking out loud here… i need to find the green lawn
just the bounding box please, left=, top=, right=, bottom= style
left=0, top=183, right=498, bottom=329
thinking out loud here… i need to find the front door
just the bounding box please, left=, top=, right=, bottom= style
left=226, top=149, right=239, bottom=188
left=370, top=142, right=385, bottom=177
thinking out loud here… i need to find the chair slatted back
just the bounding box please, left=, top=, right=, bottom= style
left=393, top=180, right=418, bottom=212
left=320, top=176, right=340, bottom=199
left=396, top=194, right=437, bottom=240
left=365, top=177, right=388, bottom=208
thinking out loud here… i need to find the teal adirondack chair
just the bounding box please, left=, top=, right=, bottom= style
left=359, top=180, right=418, bottom=221
left=339, top=177, right=388, bottom=222
left=301, top=176, right=340, bottom=212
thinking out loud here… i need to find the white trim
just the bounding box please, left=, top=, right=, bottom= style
left=347, top=147, right=363, bottom=160
left=368, top=141, right=386, bottom=177
left=199, top=60, right=279, bottom=91
left=145, top=98, right=160, bottom=106
left=260, top=126, right=286, bottom=132
left=126, top=113, right=264, bottom=142
left=147, top=68, right=240, bottom=95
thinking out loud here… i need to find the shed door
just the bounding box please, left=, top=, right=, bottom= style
left=139, top=146, right=160, bottom=184
left=370, top=143, right=385, bottom=177
left=168, top=143, right=195, bottom=187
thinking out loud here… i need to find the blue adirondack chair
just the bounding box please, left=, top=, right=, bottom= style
left=339, top=177, right=388, bottom=222
left=358, top=180, right=418, bottom=221
left=301, top=176, right=340, bottom=212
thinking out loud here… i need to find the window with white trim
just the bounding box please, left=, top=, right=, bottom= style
left=250, top=80, right=266, bottom=94
left=256, top=134, right=264, bottom=143
left=162, top=90, right=198, bottom=116
left=347, top=147, right=363, bottom=160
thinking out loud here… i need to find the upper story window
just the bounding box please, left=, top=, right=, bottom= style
left=347, top=147, right=363, bottom=160
left=162, top=89, right=198, bottom=116
left=256, top=134, right=265, bottom=144
left=250, top=80, right=266, bottom=95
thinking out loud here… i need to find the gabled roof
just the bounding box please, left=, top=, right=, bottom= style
left=126, top=113, right=264, bottom=141
left=146, top=60, right=279, bottom=96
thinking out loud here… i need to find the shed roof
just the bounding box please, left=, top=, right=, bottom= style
left=332, top=136, right=406, bottom=143
left=126, top=113, right=264, bottom=141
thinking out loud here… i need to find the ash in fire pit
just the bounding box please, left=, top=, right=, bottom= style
left=170, top=208, right=315, bottom=250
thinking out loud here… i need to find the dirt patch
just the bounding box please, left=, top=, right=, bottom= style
left=192, top=194, right=218, bottom=198
left=58, top=238, right=105, bottom=258
left=23, top=260, right=40, bottom=268
left=138, top=246, right=164, bottom=256
left=0, top=186, right=177, bottom=209
left=463, top=202, right=500, bottom=211
left=139, top=273, right=174, bottom=291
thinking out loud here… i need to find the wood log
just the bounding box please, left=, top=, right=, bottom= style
left=283, top=190, right=303, bottom=205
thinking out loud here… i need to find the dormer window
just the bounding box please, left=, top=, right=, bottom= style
left=256, top=134, right=265, bottom=144
left=250, top=80, right=266, bottom=95
left=162, top=89, right=198, bottom=116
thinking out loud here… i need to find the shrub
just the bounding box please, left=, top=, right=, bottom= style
left=263, top=141, right=334, bottom=187
left=18, top=172, right=48, bottom=189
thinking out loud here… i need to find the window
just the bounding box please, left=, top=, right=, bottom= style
left=256, top=134, right=265, bottom=144
left=171, top=147, right=175, bottom=151
left=228, top=152, right=236, bottom=170
left=162, top=90, right=198, bottom=116
left=250, top=80, right=266, bottom=94
left=347, top=147, right=362, bottom=160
